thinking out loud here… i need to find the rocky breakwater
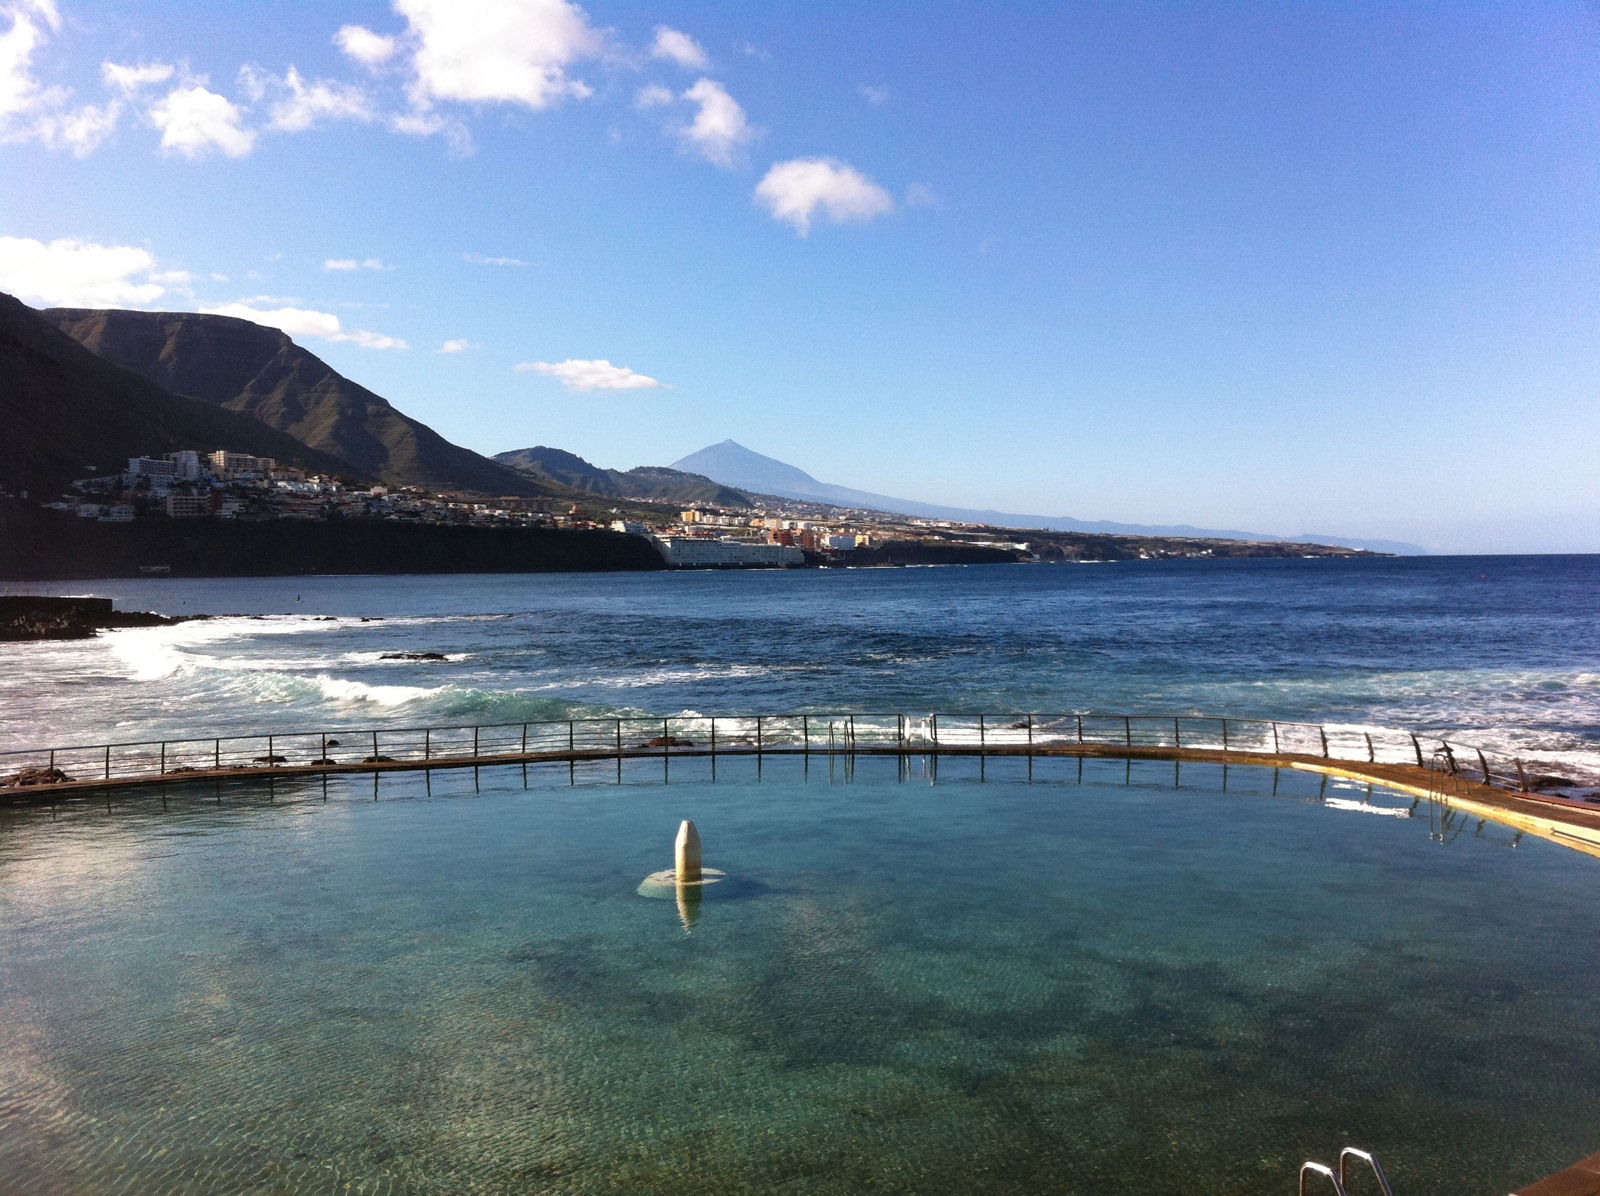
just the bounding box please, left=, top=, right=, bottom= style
left=0, top=594, right=201, bottom=641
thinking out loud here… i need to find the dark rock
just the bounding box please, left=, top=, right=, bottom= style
left=252, top=754, right=288, bottom=764
left=2, top=766, right=71, bottom=786
left=1528, top=775, right=1578, bottom=790
left=640, top=736, right=695, bottom=748
left=325, top=739, right=340, bottom=747
left=310, top=757, right=339, bottom=765
left=379, top=651, right=448, bottom=661
left=362, top=755, right=396, bottom=763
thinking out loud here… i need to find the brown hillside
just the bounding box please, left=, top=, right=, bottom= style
left=43, top=307, right=552, bottom=498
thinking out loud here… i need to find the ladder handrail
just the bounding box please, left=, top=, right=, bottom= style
left=1301, top=1161, right=1349, bottom=1196
left=1339, top=1147, right=1394, bottom=1195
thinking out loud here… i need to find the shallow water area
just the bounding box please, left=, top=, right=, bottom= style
left=3, top=755, right=1599, bottom=1194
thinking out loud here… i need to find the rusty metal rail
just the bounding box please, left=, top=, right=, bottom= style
left=0, top=712, right=1546, bottom=797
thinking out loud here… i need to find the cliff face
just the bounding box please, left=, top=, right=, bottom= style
left=0, top=501, right=666, bottom=579
left=0, top=292, right=355, bottom=498
left=42, top=308, right=553, bottom=498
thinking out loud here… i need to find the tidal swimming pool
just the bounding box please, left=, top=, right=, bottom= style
left=2, top=754, right=1597, bottom=1194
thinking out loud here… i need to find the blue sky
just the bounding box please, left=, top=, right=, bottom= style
left=2, top=1, right=1596, bottom=553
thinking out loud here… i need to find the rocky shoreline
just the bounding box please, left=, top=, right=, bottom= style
left=0, top=595, right=201, bottom=642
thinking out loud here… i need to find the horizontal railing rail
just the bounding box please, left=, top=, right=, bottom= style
left=0, top=711, right=1554, bottom=795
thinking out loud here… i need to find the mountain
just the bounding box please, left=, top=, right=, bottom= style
left=494, top=446, right=751, bottom=508
left=670, top=440, right=1425, bottom=554
left=0, top=292, right=358, bottom=499
left=42, top=308, right=552, bottom=498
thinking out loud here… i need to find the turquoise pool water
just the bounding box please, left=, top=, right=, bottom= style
left=2, top=756, right=1597, bottom=1194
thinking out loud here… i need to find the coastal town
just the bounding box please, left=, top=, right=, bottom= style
left=20, top=444, right=1375, bottom=572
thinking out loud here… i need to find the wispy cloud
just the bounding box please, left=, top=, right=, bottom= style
left=438, top=338, right=475, bottom=353
left=650, top=27, right=709, bottom=71
left=203, top=301, right=408, bottom=349
left=515, top=358, right=667, bottom=391
left=324, top=257, right=389, bottom=271
left=463, top=252, right=530, bottom=267
left=858, top=83, right=888, bottom=105
left=678, top=78, right=755, bottom=167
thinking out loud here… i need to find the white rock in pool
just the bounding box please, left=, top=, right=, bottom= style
left=637, top=819, right=729, bottom=898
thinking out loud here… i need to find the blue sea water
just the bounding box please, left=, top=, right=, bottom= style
left=3, top=556, right=1600, bottom=1193
left=1, top=755, right=1598, bottom=1194
left=2, top=555, right=1597, bottom=776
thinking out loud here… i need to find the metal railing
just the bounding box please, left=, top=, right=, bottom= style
left=0, top=711, right=1546, bottom=795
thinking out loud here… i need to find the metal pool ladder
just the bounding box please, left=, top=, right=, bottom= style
left=1300, top=1147, right=1393, bottom=1195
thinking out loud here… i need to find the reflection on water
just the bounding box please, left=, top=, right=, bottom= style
left=0, top=756, right=1593, bottom=1194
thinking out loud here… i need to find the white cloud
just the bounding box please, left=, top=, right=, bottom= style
left=240, top=65, right=373, bottom=132
left=858, top=83, right=888, bottom=105
left=438, top=338, right=475, bottom=353
left=651, top=27, right=708, bottom=71
left=397, top=0, right=602, bottom=109
left=463, top=252, right=529, bottom=266
left=0, top=1, right=59, bottom=122
left=389, top=107, right=472, bottom=154
left=149, top=268, right=193, bottom=285
left=149, top=84, right=254, bottom=158
left=102, top=61, right=174, bottom=92
left=324, top=257, right=387, bottom=271
left=515, top=358, right=666, bottom=391
left=335, top=24, right=397, bottom=68
left=755, top=157, right=894, bottom=234
left=0, top=235, right=170, bottom=307
left=203, top=301, right=408, bottom=349
left=634, top=83, right=672, bottom=109
left=36, top=99, right=117, bottom=155
left=678, top=77, right=753, bottom=168
left=0, top=0, right=119, bottom=155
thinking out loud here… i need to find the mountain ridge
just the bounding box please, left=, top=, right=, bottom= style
left=670, top=439, right=1424, bottom=554
left=494, top=446, right=751, bottom=508
left=0, top=292, right=360, bottom=498
left=41, top=307, right=553, bottom=498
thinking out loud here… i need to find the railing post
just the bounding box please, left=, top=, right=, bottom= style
left=521, top=723, right=529, bottom=753
left=1076, top=714, right=1084, bottom=744
left=568, top=720, right=575, bottom=753
left=896, top=714, right=904, bottom=747
left=1318, top=726, right=1329, bottom=757
left=712, top=717, right=719, bottom=754
left=50, top=747, right=58, bottom=776
left=615, top=719, right=622, bottom=754
left=757, top=716, right=764, bottom=753
left=1124, top=716, right=1132, bottom=748
left=214, top=737, right=220, bottom=770
left=930, top=713, right=938, bottom=744
left=1477, top=748, right=1492, bottom=785
left=1515, top=758, right=1529, bottom=791
left=663, top=717, right=670, bottom=757
left=472, top=726, right=480, bottom=758
left=1221, top=718, right=1229, bottom=750
left=1173, top=718, right=1181, bottom=749
left=1411, top=734, right=1424, bottom=767
left=372, top=730, right=380, bottom=760
left=266, top=736, right=273, bottom=767
left=104, top=744, right=111, bottom=780
left=1027, top=714, right=1034, bottom=750
left=979, top=713, right=986, bottom=750
left=1364, top=732, right=1375, bottom=763
left=801, top=715, right=808, bottom=753
left=424, top=728, right=431, bottom=761
left=1271, top=722, right=1281, bottom=754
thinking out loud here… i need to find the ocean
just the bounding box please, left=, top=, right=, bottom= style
left=2, top=554, right=1597, bottom=779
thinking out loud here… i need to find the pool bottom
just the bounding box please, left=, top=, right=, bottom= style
left=0, top=755, right=1595, bottom=1194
